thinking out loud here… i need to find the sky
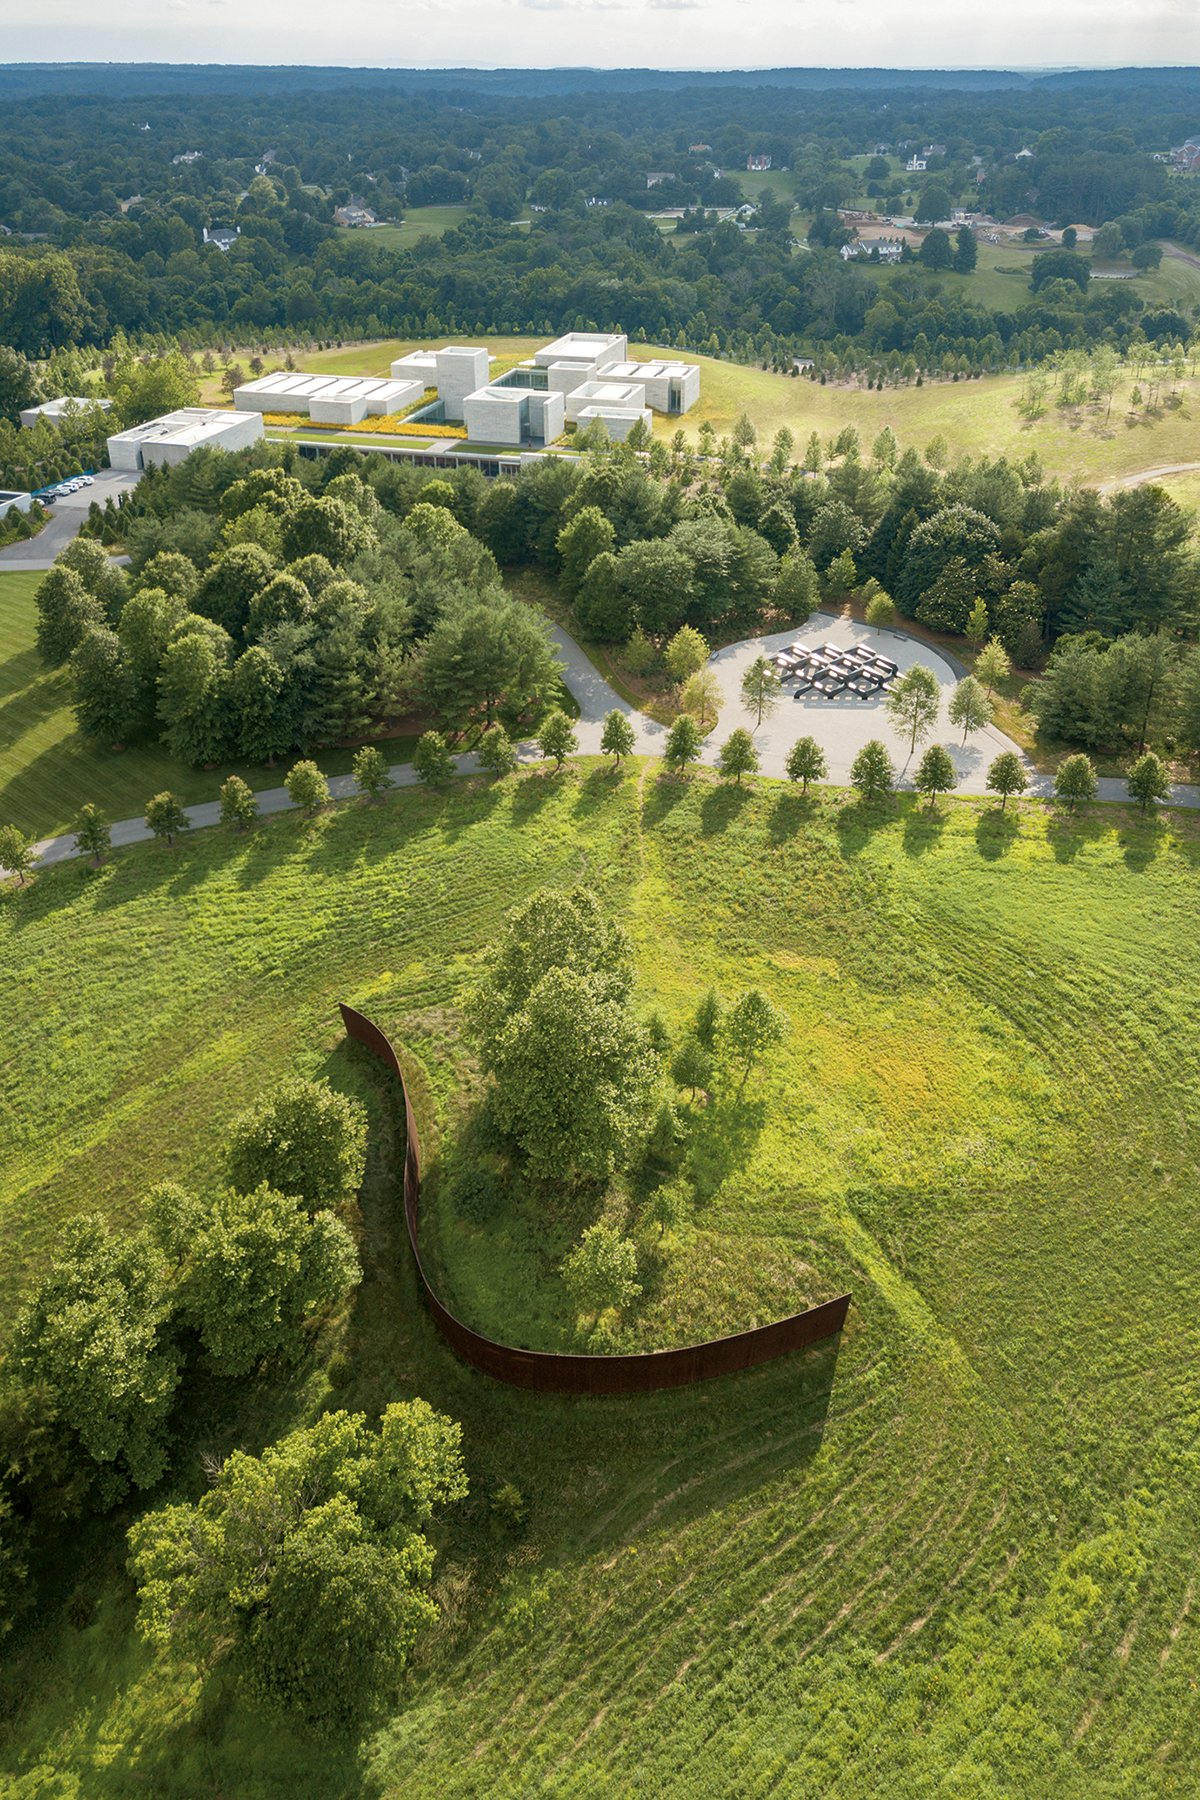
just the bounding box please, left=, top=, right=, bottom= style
left=7, top=0, right=1200, bottom=72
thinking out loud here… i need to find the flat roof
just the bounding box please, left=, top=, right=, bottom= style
left=108, top=408, right=253, bottom=447
left=607, top=360, right=696, bottom=380
left=28, top=395, right=113, bottom=414
left=572, top=380, right=647, bottom=404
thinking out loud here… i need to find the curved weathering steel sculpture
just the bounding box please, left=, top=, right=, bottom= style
left=340, top=1003, right=850, bottom=1395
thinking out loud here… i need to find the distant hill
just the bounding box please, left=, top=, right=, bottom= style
left=0, top=63, right=1044, bottom=100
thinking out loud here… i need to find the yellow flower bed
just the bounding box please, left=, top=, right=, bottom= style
left=261, top=410, right=467, bottom=439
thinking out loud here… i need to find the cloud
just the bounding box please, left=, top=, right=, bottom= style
left=648, top=0, right=704, bottom=9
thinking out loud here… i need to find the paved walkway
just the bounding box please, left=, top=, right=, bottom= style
left=23, top=615, right=1200, bottom=872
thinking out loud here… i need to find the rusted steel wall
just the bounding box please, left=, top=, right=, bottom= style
left=341, top=1003, right=850, bottom=1395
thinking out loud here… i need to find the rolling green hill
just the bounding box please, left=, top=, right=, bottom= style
left=3, top=764, right=1199, bottom=1794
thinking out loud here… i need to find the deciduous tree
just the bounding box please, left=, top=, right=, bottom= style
left=476, top=724, right=519, bottom=778
left=1054, top=752, right=1098, bottom=811
left=73, top=803, right=111, bottom=864
left=536, top=708, right=578, bottom=769
left=413, top=730, right=455, bottom=786
left=562, top=1224, right=641, bottom=1324
left=785, top=736, right=827, bottom=792
left=0, top=825, right=33, bottom=884
left=851, top=738, right=895, bottom=802
left=740, top=655, right=782, bottom=726
left=127, top=1402, right=466, bottom=1727
left=948, top=675, right=993, bottom=741
left=985, top=750, right=1027, bottom=808
left=885, top=664, right=941, bottom=757
left=227, top=1077, right=367, bottom=1212
left=664, top=712, right=702, bottom=774
left=718, top=727, right=759, bottom=783
left=600, top=709, right=636, bottom=768
left=1127, top=750, right=1171, bottom=813
left=145, top=791, right=189, bottom=845
left=219, top=775, right=258, bottom=830
left=285, top=759, right=329, bottom=814
left=725, top=988, right=787, bottom=1091
left=351, top=745, right=392, bottom=800
left=914, top=743, right=957, bottom=807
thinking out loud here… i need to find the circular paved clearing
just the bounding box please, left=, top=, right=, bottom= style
left=706, top=615, right=1019, bottom=787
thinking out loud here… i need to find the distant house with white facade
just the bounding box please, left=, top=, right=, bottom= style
left=333, top=201, right=377, bottom=227
left=747, top=154, right=773, bottom=172
left=646, top=172, right=674, bottom=188
left=203, top=226, right=240, bottom=251
left=906, top=156, right=927, bottom=173
left=840, top=237, right=904, bottom=262
left=172, top=150, right=203, bottom=166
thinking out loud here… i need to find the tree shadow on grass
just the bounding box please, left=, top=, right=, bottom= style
left=901, top=801, right=951, bottom=859
left=766, top=788, right=819, bottom=845
left=684, top=1090, right=768, bottom=1205
left=509, top=767, right=567, bottom=826
left=640, top=769, right=691, bottom=830
left=1047, top=808, right=1110, bottom=863
left=974, top=804, right=1021, bottom=860
left=1119, top=814, right=1174, bottom=872
left=834, top=796, right=895, bottom=857
left=571, top=762, right=629, bottom=822
left=699, top=781, right=754, bottom=836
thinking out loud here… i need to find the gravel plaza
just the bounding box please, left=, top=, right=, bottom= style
left=706, top=613, right=1024, bottom=786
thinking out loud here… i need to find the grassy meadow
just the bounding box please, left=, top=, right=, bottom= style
left=3, top=764, right=1200, bottom=1794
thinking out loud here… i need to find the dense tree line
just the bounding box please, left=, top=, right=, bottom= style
left=0, top=70, right=1195, bottom=374
left=31, top=422, right=1200, bottom=772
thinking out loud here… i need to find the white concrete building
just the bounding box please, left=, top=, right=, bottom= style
left=462, top=384, right=565, bottom=449
left=604, top=359, right=700, bottom=414
left=563, top=378, right=648, bottom=425
left=573, top=405, right=652, bottom=443
left=107, top=409, right=264, bottom=472
left=0, top=488, right=33, bottom=518
left=532, top=331, right=627, bottom=373
left=232, top=373, right=424, bottom=424
left=20, top=396, right=113, bottom=430
left=433, top=346, right=491, bottom=422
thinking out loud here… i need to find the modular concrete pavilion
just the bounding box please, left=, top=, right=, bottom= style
left=107, top=408, right=264, bottom=471
left=462, top=382, right=565, bottom=449
left=604, top=359, right=700, bottom=414
left=20, top=395, right=113, bottom=430
left=233, top=372, right=424, bottom=425
left=532, top=331, right=627, bottom=372
left=0, top=489, right=33, bottom=517
left=387, top=331, right=700, bottom=444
